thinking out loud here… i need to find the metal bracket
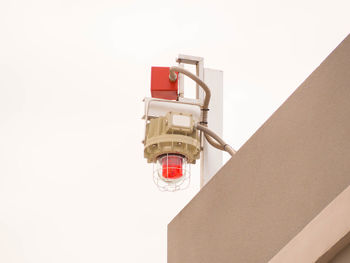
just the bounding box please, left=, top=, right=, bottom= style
left=176, top=54, right=204, bottom=100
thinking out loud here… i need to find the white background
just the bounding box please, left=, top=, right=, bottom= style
left=0, top=0, right=349, bottom=262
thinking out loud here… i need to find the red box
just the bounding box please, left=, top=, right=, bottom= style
left=151, top=67, right=178, bottom=100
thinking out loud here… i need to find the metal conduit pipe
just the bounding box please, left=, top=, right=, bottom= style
left=196, top=124, right=236, bottom=157
left=169, top=66, right=235, bottom=155
left=169, top=66, right=211, bottom=124
left=169, top=66, right=219, bottom=147
left=204, top=132, right=226, bottom=151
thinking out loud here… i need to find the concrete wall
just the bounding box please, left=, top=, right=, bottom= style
left=168, top=34, right=350, bottom=263
left=331, top=243, right=350, bottom=263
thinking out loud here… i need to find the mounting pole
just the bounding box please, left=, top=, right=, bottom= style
left=176, top=55, right=223, bottom=188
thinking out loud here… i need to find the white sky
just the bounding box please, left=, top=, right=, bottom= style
left=0, top=0, right=349, bottom=262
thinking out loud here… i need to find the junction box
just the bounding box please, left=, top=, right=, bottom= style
left=151, top=67, right=178, bottom=100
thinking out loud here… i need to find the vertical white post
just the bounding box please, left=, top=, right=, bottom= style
left=200, top=69, right=223, bottom=187
left=176, top=55, right=223, bottom=188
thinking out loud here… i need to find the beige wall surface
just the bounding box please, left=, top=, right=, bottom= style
left=268, top=185, right=350, bottom=263
left=168, top=34, right=350, bottom=263
left=331, top=243, right=350, bottom=263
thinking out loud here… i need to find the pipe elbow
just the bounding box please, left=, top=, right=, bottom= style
left=169, top=67, right=178, bottom=82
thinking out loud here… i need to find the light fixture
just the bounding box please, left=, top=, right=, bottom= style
left=143, top=58, right=235, bottom=191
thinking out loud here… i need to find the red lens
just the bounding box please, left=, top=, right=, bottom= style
left=161, top=155, right=183, bottom=179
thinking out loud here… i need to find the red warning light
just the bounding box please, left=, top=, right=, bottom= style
left=159, top=154, right=184, bottom=179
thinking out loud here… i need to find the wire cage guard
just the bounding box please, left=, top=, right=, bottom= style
left=153, top=154, right=191, bottom=192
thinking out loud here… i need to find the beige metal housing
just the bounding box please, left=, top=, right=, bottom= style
left=144, top=112, right=200, bottom=164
